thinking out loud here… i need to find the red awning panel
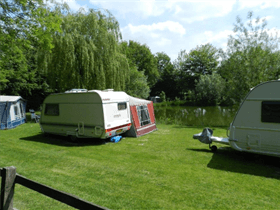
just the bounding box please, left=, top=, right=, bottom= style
left=136, top=124, right=157, bottom=137
left=147, top=102, right=155, bottom=124
left=130, top=106, right=140, bottom=129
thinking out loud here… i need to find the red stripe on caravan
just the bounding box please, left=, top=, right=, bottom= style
left=106, top=123, right=131, bottom=132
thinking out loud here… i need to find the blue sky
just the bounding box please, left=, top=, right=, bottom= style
left=58, top=0, right=280, bottom=61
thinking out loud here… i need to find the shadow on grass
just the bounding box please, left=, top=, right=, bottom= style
left=20, top=133, right=110, bottom=147
left=190, top=147, right=280, bottom=179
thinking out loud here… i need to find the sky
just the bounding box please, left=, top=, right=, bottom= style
left=57, top=0, right=280, bottom=61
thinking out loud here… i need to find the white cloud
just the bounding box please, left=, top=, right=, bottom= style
left=155, top=37, right=172, bottom=47
left=89, top=0, right=174, bottom=18
left=121, top=21, right=186, bottom=60
left=203, top=30, right=234, bottom=44
left=89, top=0, right=235, bottom=22
left=170, top=1, right=236, bottom=23
left=238, top=0, right=280, bottom=9
left=123, top=21, right=186, bottom=36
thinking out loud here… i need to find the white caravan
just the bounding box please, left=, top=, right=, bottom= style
left=193, top=80, right=280, bottom=157
left=40, top=89, right=131, bottom=140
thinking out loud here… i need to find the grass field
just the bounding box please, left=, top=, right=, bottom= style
left=1, top=121, right=280, bottom=209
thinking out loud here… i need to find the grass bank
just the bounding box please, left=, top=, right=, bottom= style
left=153, top=100, right=188, bottom=107
left=1, top=122, right=280, bottom=209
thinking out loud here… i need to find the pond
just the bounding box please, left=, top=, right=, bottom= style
left=154, top=106, right=238, bottom=127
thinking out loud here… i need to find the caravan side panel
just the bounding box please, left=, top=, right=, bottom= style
left=40, top=93, right=106, bottom=138
left=41, top=103, right=104, bottom=138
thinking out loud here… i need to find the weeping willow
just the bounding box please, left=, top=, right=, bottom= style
left=40, top=9, right=130, bottom=92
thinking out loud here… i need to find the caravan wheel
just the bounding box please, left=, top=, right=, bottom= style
left=210, top=145, right=217, bottom=152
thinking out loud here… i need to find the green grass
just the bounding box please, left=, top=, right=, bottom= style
left=1, top=122, right=280, bottom=209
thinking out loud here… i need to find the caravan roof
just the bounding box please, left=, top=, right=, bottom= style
left=128, top=96, right=151, bottom=106
left=0, top=96, right=22, bottom=102
left=88, top=90, right=129, bottom=103
left=47, top=90, right=129, bottom=104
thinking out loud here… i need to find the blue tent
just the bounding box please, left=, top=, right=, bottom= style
left=0, top=96, right=27, bottom=130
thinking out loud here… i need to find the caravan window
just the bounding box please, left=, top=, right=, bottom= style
left=118, top=102, right=127, bottom=110
left=45, top=104, right=59, bottom=116
left=20, top=103, right=25, bottom=117
left=14, top=106, right=19, bottom=116
left=261, top=101, right=280, bottom=123
left=137, top=105, right=151, bottom=126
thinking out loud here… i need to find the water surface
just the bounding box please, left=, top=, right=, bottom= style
left=154, top=106, right=237, bottom=127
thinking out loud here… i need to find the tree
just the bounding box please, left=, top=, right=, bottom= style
left=174, top=44, right=219, bottom=99
left=219, top=11, right=280, bottom=104
left=0, top=0, right=63, bottom=97
left=40, top=9, right=130, bottom=93
left=125, top=66, right=150, bottom=99
left=151, top=52, right=178, bottom=99
left=191, top=73, right=226, bottom=106
left=121, top=40, right=159, bottom=87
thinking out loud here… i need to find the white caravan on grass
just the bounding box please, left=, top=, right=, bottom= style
left=40, top=89, right=131, bottom=140
left=193, top=80, right=280, bottom=157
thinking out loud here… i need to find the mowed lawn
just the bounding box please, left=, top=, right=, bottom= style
left=1, top=122, right=280, bottom=209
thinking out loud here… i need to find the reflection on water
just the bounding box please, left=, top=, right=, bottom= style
left=154, top=106, right=237, bottom=127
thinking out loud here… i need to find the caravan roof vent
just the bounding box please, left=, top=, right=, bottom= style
left=65, top=89, right=88, bottom=93
left=103, top=89, right=114, bottom=92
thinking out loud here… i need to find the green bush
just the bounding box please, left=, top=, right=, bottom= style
left=192, top=73, right=226, bottom=106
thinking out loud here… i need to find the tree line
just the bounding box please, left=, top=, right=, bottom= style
left=1, top=1, right=280, bottom=108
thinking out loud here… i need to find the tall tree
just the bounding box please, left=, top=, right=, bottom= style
left=0, top=0, right=63, bottom=97
left=191, top=73, right=226, bottom=106
left=41, top=9, right=129, bottom=92
left=125, top=66, right=150, bottom=99
left=174, top=44, right=219, bottom=99
left=151, top=52, right=177, bottom=99
left=122, top=40, right=159, bottom=87
left=219, top=11, right=280, bottom=104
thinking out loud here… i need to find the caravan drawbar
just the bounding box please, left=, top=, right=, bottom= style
left=40, top=89, right=132, bottom=140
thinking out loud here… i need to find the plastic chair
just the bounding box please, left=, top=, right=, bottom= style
left=29, top=109, right=40, bottom=123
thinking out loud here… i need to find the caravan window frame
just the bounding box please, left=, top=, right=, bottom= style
left=261, top=101, right=280, bottom=123
left=45, top=104, right=59, bottom=116
left=137, top=105, right=151, bottom=126
left=14, top=105, right=19, bottom=116
left=20, top=103, right=25, bottom=118
left=118, top=102, right=127, bottom=110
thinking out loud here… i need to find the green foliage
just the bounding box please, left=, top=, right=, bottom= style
left=174, top=44, right=220, bottom=99
left=125, top=66, right=150, bottom=99
left=0, top=0, right=63, bottom=98
left=121, top=40, right=159, bottom=87
left=41, top=9, right=129, bottom=92
left=191, top=73, right=226, bottom=106
left=183, top=43, right=219, bottom=76
left=159, top=91, right=166, bottom=102
left=219, top=11, right=280, bottom=104
left=172, top=49, right=188, bottom=73
left=151, top=52, right=178, bottom=99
